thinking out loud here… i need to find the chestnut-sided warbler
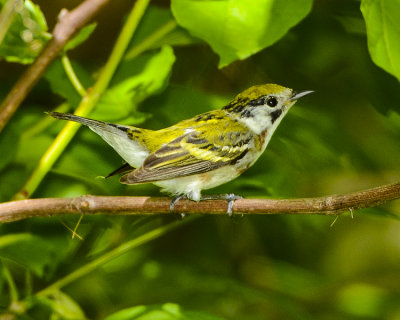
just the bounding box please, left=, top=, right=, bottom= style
left=49, top=84, right=312, bottom=214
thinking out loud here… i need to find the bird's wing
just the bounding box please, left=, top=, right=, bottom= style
left=120, top=129, right=250, bottom=184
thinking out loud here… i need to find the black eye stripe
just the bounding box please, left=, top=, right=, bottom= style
left=233, top=105, right=245, bottom=113
left=247, top=97, right=264, bottom=107
left=247, top=96, right=278, bottom=107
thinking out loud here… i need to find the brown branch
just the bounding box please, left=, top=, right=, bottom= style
left=0, top=0, right=111, bottom=133
left=0, top=182, right=399, bottom=223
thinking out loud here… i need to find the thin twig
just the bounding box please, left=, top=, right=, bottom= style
left=0, top=0, right=111, bottom=133
left=1, top=182, right=399, bottom=223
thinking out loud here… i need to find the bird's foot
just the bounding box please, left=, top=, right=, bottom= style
left=170, top=193, right=242, bottom=217
left=201, top=193, right=243, bottom=216
left=170, top=195, right=186, bottom=218
left=226, top=193, right=243, bottom=216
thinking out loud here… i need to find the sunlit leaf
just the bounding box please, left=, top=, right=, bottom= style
left=38, top=291, right=86, bottom=320
left=64, top=22, right=97, bottom=52
left=92, top=45, right=176, bottom=124
left=361, top=0, right=400, bottom=81
left=0, top=0, right=50, bottom=64
left=171, top=0, right=312, bottom=67
left=104, top=303, right=225, bottom=320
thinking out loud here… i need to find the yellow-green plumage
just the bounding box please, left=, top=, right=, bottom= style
left=123, top=110, right=252, bottom=184
left=48, top=84, right=312, bottom=204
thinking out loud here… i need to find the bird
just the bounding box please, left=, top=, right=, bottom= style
left=48, top=83, right=312, bottom=215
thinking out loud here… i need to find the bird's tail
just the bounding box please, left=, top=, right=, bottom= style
left=48, top=111, right=103, bottom=126
left=47, top=111, right=150, bottom=168
left=47, top=111, right=131, bottom=134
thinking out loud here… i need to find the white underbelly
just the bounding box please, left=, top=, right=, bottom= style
left=154, top=165, right=240, bottom=201
left=153, top=144, right=265, bottom=200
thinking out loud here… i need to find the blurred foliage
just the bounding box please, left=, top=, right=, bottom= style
left=0, top=0, right=50, bottom=63
left=103, top=303, right=225, bottom=320
left=0, top=0, right=400, bottom=319
left=171, top=0, right=313, bottom=67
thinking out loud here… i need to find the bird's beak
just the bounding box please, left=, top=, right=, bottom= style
left=290, top=90, right=314, bottom=101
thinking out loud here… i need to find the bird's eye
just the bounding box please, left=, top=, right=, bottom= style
left=267, top=96, right=278, bottom=107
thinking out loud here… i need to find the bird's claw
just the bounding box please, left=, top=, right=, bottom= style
left=201, top=193, right=242, bottom=216
left=169, top=193, right=242, bottom=217
left=170, top=194, right=186, bottom=212
left=225, top=193, right=243, bottom=217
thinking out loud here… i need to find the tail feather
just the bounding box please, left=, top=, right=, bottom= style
left=47, top=111, right=150, bottom=168
left=47, top=111, right=131, bottom=136
left=47, top=111, right=107, bottom=128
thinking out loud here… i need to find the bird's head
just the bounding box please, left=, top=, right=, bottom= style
left=223, top=84, right=313, bottom=134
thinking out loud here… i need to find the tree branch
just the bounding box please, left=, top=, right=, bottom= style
left=1, top=182, right=399, bottom=222
left=0, top=0, right=111, bottom=133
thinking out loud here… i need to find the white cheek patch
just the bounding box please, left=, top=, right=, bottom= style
left=237, top=108, right=272, bottom=134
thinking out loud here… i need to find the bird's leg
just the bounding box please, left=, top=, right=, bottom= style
left=169, top=194, right=186, bottom=212
left=201, top=193, right=243, bottom=216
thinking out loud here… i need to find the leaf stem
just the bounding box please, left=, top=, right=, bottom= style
left=124, top=19, right=177, bottom=60
left=36, top=217, right=196, bottom=296
left=3, top=262, right=18, bottom=302
left=13, top=0, right=151, bottom=200
left=61, top=55, right=87, bottom=97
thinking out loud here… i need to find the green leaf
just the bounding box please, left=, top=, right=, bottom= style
left=0, top=0, right=50, bottom=64
left=92, top=45, right=176, bottom=124
left=44, top=59, right=93, bottom=107
left=64, top=23, right=97, bottom=52
left=104, top=303, right=225, bottom=320
left=24, top=0, right=46, bottom=31
left=336, top=283, right=387, bottom=317
left=361, top=0, right=400, bottom=81
left=171, top=0, right=312, bottom=67
left=0, top=234, right=57, bottom=277
left=37, top=291, right=86, bottom=320
left=125, top=5, right=196, bottom=60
